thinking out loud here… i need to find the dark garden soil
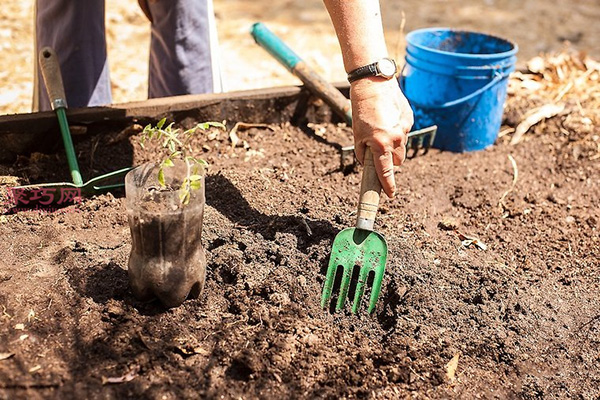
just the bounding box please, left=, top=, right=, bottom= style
left=0, top=86, right=599, bottom=399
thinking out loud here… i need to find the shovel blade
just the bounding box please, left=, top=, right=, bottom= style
left=321, top=228, right=388, bottom=314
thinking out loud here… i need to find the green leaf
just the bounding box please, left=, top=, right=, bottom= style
left=183, top=127, right=197, bottom=136
left=186, top=156, right=208, bottom=166
left=137, top=120, right=221, bottom=201
left=179, top=189, right=190, bottom=205
left=196, top=121, right=226, bottom=131
left=158, top=168, right=165, bottom=187
left=162, top=158, right=174, bottom=168
left=190, top=180, right=202, bottom=191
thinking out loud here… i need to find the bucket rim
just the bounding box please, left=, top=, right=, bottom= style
left=406, top=27, right=518, bottom=60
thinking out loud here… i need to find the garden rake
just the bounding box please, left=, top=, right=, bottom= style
left=12, top=47, right=132, bottom=204
left=251, top=22, right=437, bottom=164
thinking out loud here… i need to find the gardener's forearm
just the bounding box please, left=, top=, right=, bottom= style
left=323, top=0, right=388, bottom=73
left=323, top=0, right=413, bottom=199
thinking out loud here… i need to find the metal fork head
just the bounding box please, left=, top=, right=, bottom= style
left=405, top=125, right=437, bottom=159
left=321, top=228, right=388, bottom=314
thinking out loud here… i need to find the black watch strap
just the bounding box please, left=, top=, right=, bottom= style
left=347, top=63, right=379, bottom=83
left=347, top=58, right=397, bottom=83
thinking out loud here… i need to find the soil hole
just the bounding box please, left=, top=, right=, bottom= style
left=347, top=265, right=361, bottom=304
left=226, top=359, right=253, bottom=382
left=208, top=237, right=227, bottom=251
left=328, top=265, right=345, bottom=314
left=363, top=270, right=375, bottom=309
left=219, top=267, right=238, bottom=285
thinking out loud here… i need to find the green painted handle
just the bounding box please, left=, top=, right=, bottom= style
left=251, top=22, right=353, bottom=125
left=39, top=47, right=83, bottom=186
left=251, top=22, right=302, bottom=71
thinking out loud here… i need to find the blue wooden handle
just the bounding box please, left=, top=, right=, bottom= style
left=251, top=22, right=302, bottom=71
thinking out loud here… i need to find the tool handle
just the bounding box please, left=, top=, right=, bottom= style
left=251, top=22, right=353, bottom=125
left=39, top=47, right=67, bottom=110
left=251, top=22, right=301, bottom=71
left=39, top=47, right=83, bottom=186
left=356, top=148, right=382, bottom=231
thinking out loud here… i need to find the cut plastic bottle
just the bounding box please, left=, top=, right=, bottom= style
left=125, top=162, right=206, bottom=308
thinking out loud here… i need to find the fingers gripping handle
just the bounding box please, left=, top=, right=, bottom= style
left=356, top=148, right=382, bottom=231
left=39, top=47, right=67, bottom=110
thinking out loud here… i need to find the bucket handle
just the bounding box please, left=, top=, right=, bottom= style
left=399, top=66, right=505, bottom=109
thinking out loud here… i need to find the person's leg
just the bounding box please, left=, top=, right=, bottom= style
left=34, top=0, right=111, bottom=111
left=147, top=0, right=217, bottom=98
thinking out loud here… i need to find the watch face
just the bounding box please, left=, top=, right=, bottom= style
left=378, top=59, right=396, bottom=78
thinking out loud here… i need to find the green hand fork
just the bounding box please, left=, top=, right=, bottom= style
left=321, top=147, right=388, bottom=314
left=14, top=47, right=132, bottom=201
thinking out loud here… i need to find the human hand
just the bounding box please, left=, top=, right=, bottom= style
left=350, top=77, right=414, bottom=198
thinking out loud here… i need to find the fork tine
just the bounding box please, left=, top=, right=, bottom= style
left=351, top=265, right=372, bottom=314
left=367, top=265, right=386, bottom=314
left=335, top=264, right=352, bottom=311
left=320, top=260, right=340, bottom=308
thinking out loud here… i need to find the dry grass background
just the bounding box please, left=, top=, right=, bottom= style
left=1, top=0, right=599, bottom=115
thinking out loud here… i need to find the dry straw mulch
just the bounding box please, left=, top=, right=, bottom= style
left=505, top=50, right=599, bottom=161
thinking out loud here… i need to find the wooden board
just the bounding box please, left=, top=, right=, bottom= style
left=0, top=85, right=349, bottom=162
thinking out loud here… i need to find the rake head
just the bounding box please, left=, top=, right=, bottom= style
left=340, top=125, right=437, bottom=169
left=405, top=125, right=437, bottom=158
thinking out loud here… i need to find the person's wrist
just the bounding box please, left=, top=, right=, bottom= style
left=350, top=76, right=399, bottom=99
left=350, top=75, right=396, bottom=86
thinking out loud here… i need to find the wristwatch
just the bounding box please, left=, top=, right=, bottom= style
left=347, top=58, right=397, bottom=83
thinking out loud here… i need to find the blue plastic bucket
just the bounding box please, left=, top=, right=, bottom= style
left=400, top=28, right=517, bottom=152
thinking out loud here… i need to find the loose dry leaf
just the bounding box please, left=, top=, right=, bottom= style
left=446, top=352, right=461, bottom=381
left=229, top=130, right=240, bottom=148
left=457, top=232, right=488, bottom=251
left=510, top=103, right=565, bottom=145
left=175, top=344, right=209, bottom=356
left=29, top=365, right=42, bottom=373
left=101, top=365, right=140, bottom=385
left=0, top=352, right=15, bottom=361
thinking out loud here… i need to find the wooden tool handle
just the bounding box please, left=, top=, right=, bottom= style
left=356, top=147, right=382, bottom=231
left=39, top=47, right=67, bottom=110
left=251, top=22, right=353, bottom=125
left=293, top=62, right=353, bottom=126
